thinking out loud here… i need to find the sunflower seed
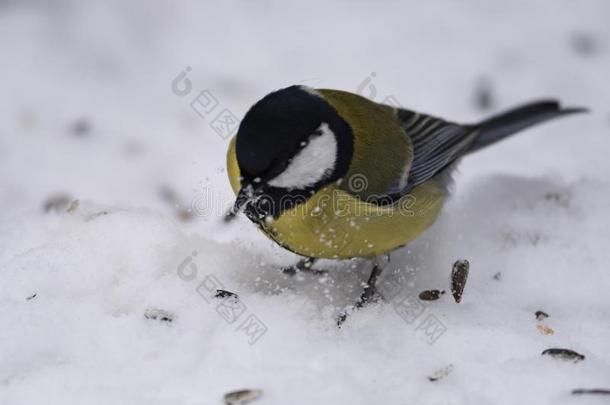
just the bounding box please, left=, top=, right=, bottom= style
left=418, top=290, right=445, bottom=301
left=535, top=310, right=549, bottom=321
left=215, top=289, right=239, bottom=299
left=224, top=388, right=263, bottom=405
left=571, top=388, right=610, bottom=395
left=541, top=348, right=585, bottom=362
left=450, top=259, right=469, bottom=303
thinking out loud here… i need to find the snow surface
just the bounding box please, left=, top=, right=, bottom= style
left=1, top=1, right=610, bottom=404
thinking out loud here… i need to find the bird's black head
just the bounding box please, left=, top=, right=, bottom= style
left=232, top=85, right=353, bottom=221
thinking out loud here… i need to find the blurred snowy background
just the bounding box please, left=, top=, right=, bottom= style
left=1, top=1, right=609, bottom=404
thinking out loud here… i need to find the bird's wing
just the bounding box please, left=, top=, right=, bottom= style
left=376, top=109, right=475, bottom=202
left=400, top=109, right=475, bottom=188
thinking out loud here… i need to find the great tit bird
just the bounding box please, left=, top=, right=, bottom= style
left=226, top=85, right=585, bottom=309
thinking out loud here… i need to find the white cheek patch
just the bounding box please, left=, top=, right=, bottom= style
left=268, top=122, right=337, bottom=189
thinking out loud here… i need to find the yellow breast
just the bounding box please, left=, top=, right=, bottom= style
left=260, top=182, right=446, bottom=259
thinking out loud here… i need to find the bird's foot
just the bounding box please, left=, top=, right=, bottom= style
left=336, top=255, right=388, bottom=327
left=281, top=257, right=327, bottom=276
left=282, top=266, right=328, bottom=276
left=355, top=283, right=383, bottom=308
left=336, top=284, right=383, bottom=326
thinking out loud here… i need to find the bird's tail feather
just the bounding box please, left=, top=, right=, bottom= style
left=467, top=100, right=588, bottom=153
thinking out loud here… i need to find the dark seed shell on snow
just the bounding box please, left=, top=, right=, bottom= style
left=541, top=348, right=585, bottom=362
left=450, top=260, right=469, bottom=303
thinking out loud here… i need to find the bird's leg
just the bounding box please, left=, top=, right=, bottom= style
left=356, top=264, right=383, bottom=307
left=356, top=254, right=389, bottom=307
left=337, top=254, right=390, bottom=326
left=281, top=257, right=326, bottom=276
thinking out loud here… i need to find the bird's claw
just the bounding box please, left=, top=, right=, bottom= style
left=281, top=257, right=326, bottom=276
left=281, top=265, right=328, bottom=276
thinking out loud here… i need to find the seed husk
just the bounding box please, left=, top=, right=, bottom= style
left=450, top=259, right=469, bottom=303
left=541, top=348, right=585, bottom=362
left=66, top=199, right=79, bottom=214
left=428, top=364, right=454, bottom=382
left=571, top=388, right=610, bottom=395
left=224, top=389, right=263, bottom=405
left=215, top=289, right=239, bottom=299
left=418, top=290, right=445, bottom=301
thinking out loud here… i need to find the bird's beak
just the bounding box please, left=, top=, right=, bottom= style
left=224, top=184, right=256, bottom=222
